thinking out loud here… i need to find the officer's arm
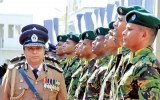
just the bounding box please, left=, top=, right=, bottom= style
left=1, top=69, right=12, bottom=99
left=57, top=73, right=67, bottom=100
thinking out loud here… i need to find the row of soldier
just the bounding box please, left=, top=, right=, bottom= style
left=56, top=5, right=160, bottom=100
left=0, top=5, right=160, bottom=100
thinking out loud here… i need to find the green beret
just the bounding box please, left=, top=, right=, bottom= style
left=67, top=32, right=80, bottom=43
left=126, top=11, right=160, bottom=29
left=108, top=21, right=115, bottom=29
left=81, top=30, right=96, bottom=40
left=117, top=5, right=150, bottom=15
left=95, top=27, right=109, bottom=36
left=57, top=35, right=67, bottom=42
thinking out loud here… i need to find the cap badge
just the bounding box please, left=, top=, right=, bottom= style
left=60, top=37, right=62, bottom=40
left=119, top=8, right=123, bottom=13
left=32, top=27, right=37, bottom=30
left=132, top=14, right=136, bottom=20
left=70, top=35, right=72, bottom=38
left=86, top=33, right=89, bottom=37
left=98, top=29, right=100, bottom=34
left=31, top=34, right=38, bottom=42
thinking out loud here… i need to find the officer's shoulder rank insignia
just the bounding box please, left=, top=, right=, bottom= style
left=8, top=61, right=25, bottom=69
left=10, top=54, right=25, bottom=63
left=46, top=63, right=63, bottom=73
left=44, top=55, right=60, bottom=64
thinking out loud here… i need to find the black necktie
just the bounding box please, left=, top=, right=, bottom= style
left=32, top=69, right=38, bottom=79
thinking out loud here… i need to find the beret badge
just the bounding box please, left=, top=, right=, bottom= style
left=60, top=37, right=62, bottom=40
left=31, top=34, right=38, bottom=42
left=132, top=14, right=136, bottom=20
left=119, top=8, right=123, bottom=13
left=70, top=35, right=72, bottom=38
left=98, top=29, right=100, bottom=34
left=86, top=33, right=89, bottom=37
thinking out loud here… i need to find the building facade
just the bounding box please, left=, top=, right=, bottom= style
left=0, top=14, right=33, bottom=65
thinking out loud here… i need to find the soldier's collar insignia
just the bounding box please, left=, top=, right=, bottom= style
left=32, top=27, right=37, bottom=30
left=60, top=37, right=62, bottom=40
left=132, top=14, right=136, bottom=20
left=98, top=29, right=100, bottom=34
left=70, top=35, right=72, bottom=38
left=31, top=34, right=38, bottom=42
left=119, top=8, right=123, bottom=13
left=86, top=33, right=89, bottom=37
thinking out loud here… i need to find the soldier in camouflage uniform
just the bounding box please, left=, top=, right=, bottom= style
left=75, top=34, right=83, bottom=57
left=56, top=35, right=68, bottom=69
left=74, top=30, right=97, bottom=100
left=68, top=34, right=85, bottom=100
left=83, top=27, right=112, bottom=100
left=115, top=9, right=160, bottom=100
left=108, top=5, right=150, bottom=99
left=62, top=32, right=80, bottom=91
left=98, top=21, right=121, bottom=100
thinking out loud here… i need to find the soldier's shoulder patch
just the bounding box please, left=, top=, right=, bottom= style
left=46, top=63, right=63, bottom=73
left=44, top=55, right=60, bottom=64
left=10, top=54, right=25, bottom=63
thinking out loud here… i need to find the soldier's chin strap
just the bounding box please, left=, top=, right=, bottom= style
left=18, top=67, right=43, bottom=100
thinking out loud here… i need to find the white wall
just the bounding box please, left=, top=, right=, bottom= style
left=0, top=14, right=33, bottom=65
left=0, top=14, right=33, bottom=49
left=0, top=49, right=23, bottom=64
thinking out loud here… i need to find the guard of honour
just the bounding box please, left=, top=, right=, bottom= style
left=0, top=5, right=160, bottom=100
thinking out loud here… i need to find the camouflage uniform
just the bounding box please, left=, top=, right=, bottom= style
left=83, top=55, right=112, bottom=100
left=116, top=46, right=160, bottom=100
left=110, top=47, right=130, bottom=99
left=98, top=55, right=116, bottom=100
left=60, top=58, right=68, bottom=70
left=74, top=59, right=96, bottom=100
left=99, top=47, right=130, bottom=100
left=64, top=56, right=80, bottom=91
left=68, top=60, right=85, bottom=100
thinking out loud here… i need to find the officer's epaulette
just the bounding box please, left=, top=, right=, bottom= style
left=44, top=55, right=60, bottom=64
left=8, top=61, right=25, bottom=69
left=46, top=63, right=63, bottom=73
left=10, top=54, right=25, bottom=63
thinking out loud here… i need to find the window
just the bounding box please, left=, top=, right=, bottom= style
left=0, top=24, right=4, bottom=38
left=14, top=25, right=21, bottom=38
left=0, top=24, right=4, bottom=48
left=8, top=24, right=21, bottom=38
left=8, top=25, right=14, bottom=38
